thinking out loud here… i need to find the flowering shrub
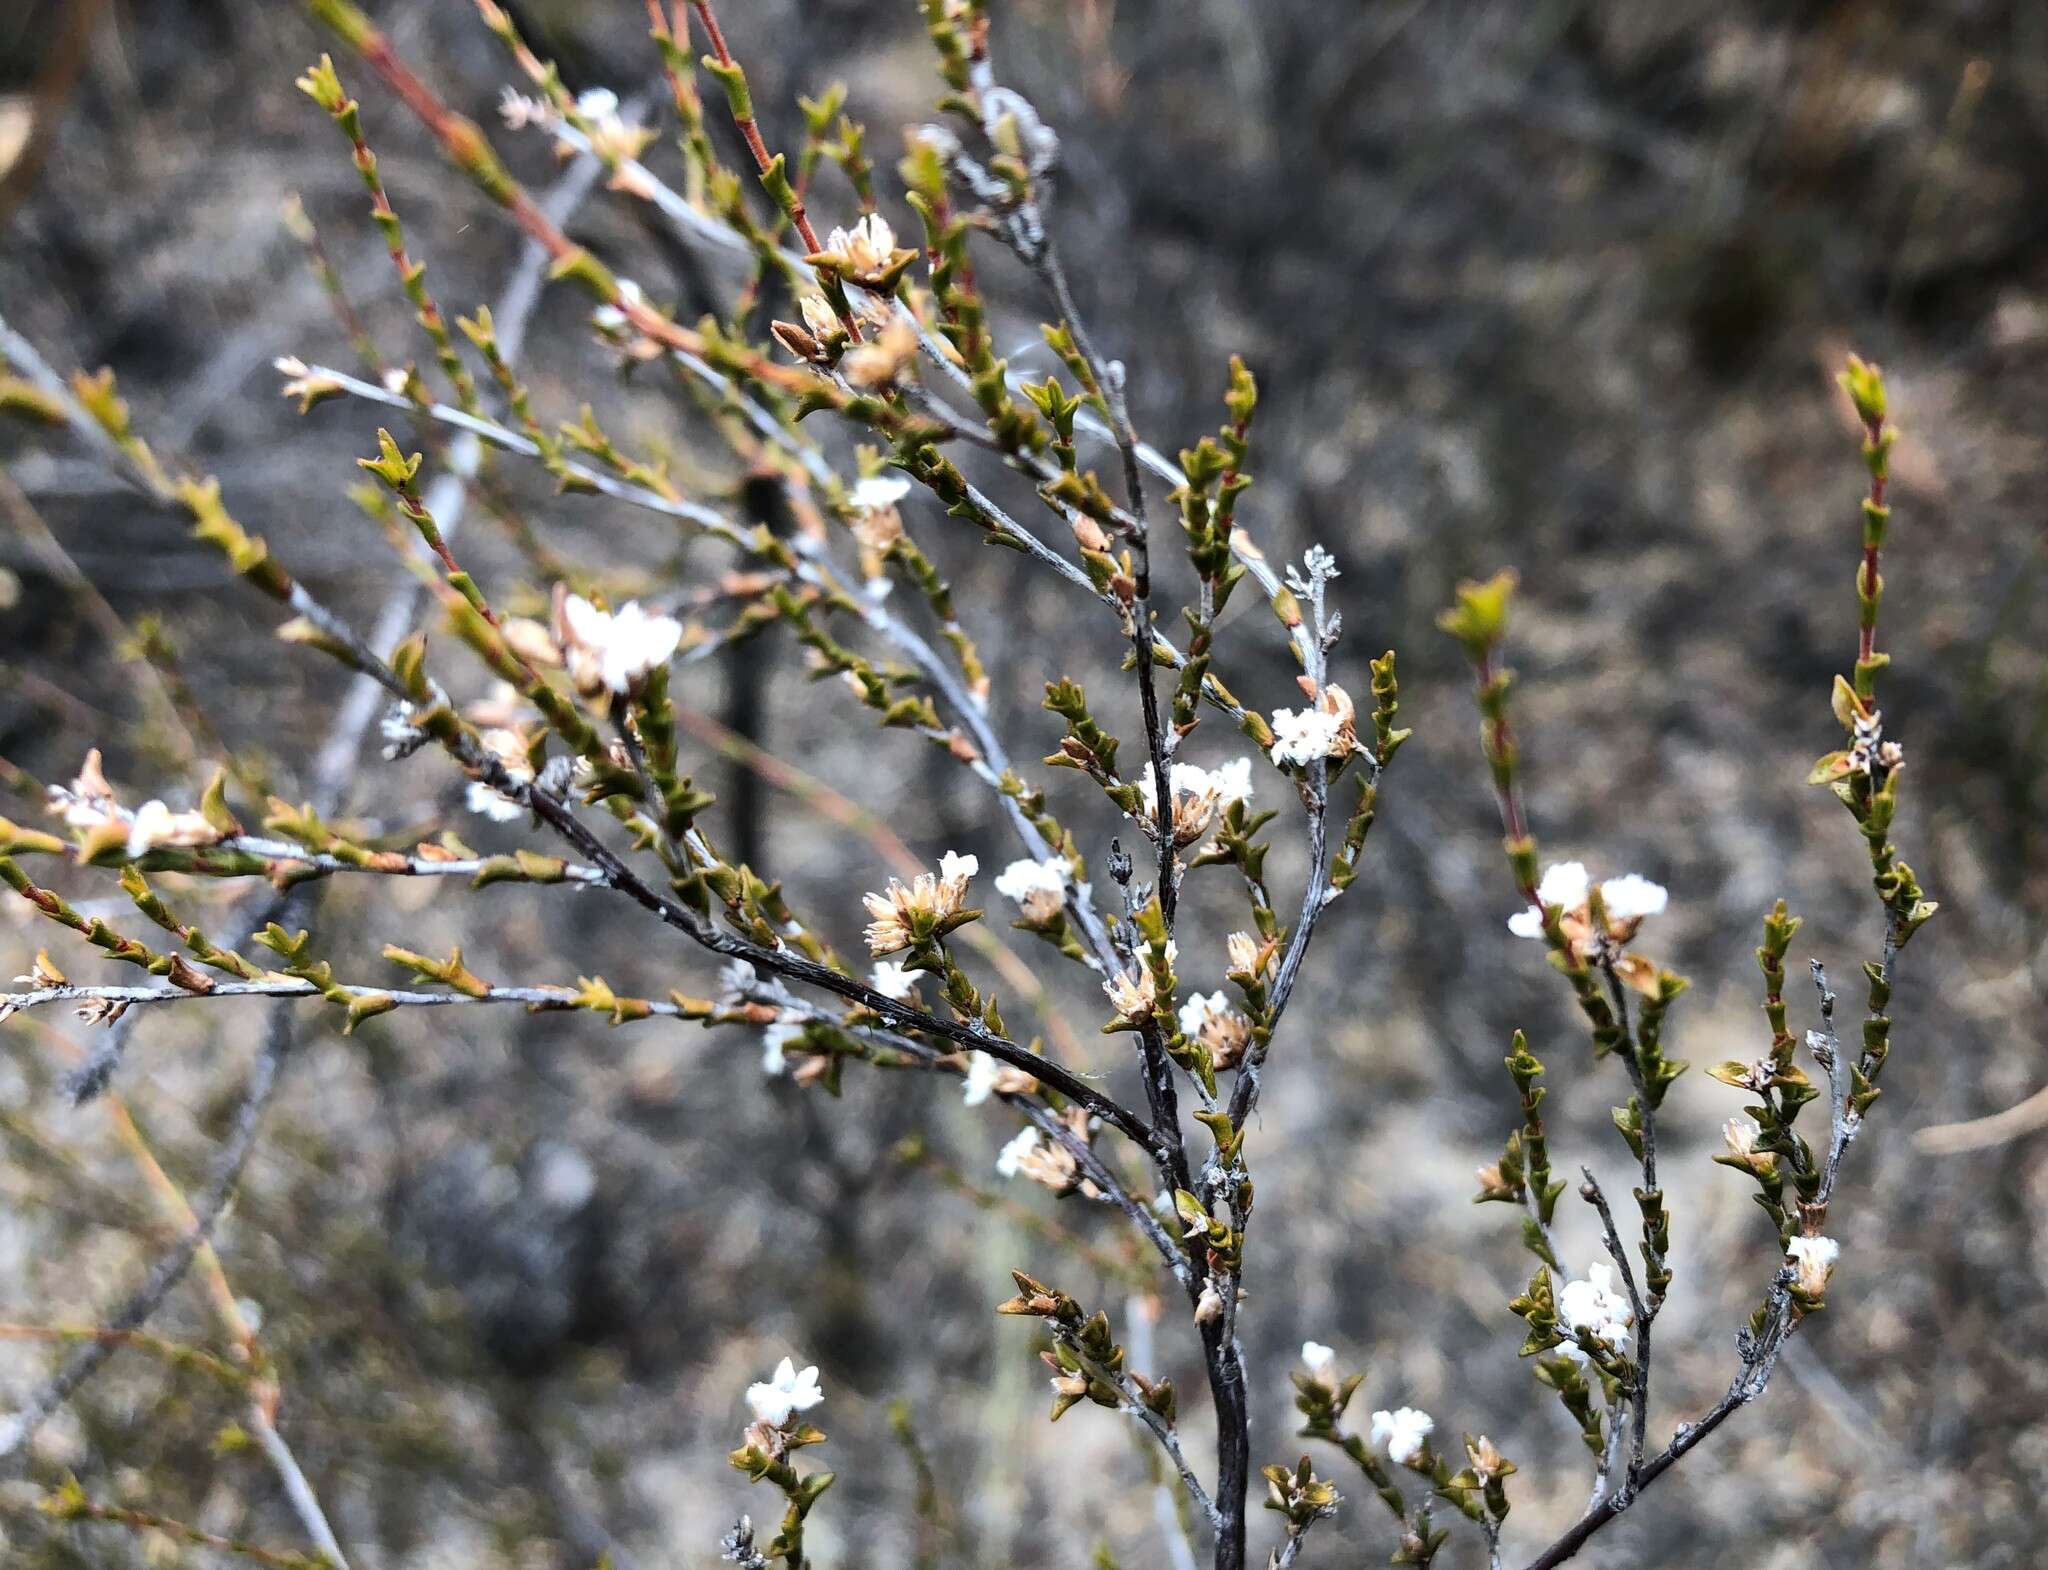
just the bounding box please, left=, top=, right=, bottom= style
left=0, top=5, right=1933, bottom=1569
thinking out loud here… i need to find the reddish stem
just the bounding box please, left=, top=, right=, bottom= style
left=1858, top=413, right=1887, bottom=666
left=1476, top=647, right=1537, bottom=903
left=686, top=0, right=863, bottom=340
left=688, top=0, right=817, bottom=254
left=346, top=25, right=826, bottom=404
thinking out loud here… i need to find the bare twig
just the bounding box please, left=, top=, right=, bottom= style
left=0, top=1005, right=292, bottom=1460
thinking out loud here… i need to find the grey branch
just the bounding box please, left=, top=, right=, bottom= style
left=0, top=1005, right=293, bottom=1461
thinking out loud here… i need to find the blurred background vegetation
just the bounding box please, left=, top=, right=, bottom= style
left=2, top=2, right=2046, bottom=1566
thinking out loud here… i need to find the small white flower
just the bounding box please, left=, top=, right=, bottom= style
left=465, top=781, right=524, bottom=822
left=1536, top=861, right=1591, bottom=908
left=1103, top=966, right=1158, bottom=1022
left=851, top=474, right=912, bottom=511
left=996, top=1126, right=1041, bottom=1178
left=745, top=1357, right=823, bottom=1427
left=800, top=293, right=841, bottom=340
left=1370, top=1406, right=1434, bottom=1464
left=498, top=86, right=552, bottom=130
left=1723, top=1114, right=1762, bottom=1157
left=1557, top=1263, right=1634, bottom=1355
left=1208, top=757, right=1254, bottom=805
left=592, top=278, right=645, bottom=332
left=1300, top=1341, right=1336, bottom=1374
left=95, top=787, right=218, bottom=858
left=122, top=801, right=173, bottom=859
left=961, top=1050, right=1001, bottom=1106
left=1510, top=862, right=1667, bottom=939
left=575, top=87, right=619, bottom=121
left=559, top=592, right=683, bottom=694
left=1137, top=759, right=1256, bottom=845
left=1508, top=861, right=1592, bottom=937
left=760, top=1020, right=803, bottom=1076
left=1139, top=760, right=1253, bottom=817
left=46, top=751, right=121, bottom=831
left=1786, top=1235, right=1840, bottom=1296
left=862, top=855, right=978, bottom=955
left=1599, top=873, right=1668, bottom=921
left=870, top=960, right=919, bottom=1000
left=822, top=212, right=899, bottom=275
left=1225, top=931, right=1270, bottom=979
left=938, top=850, right=979, bottom=884
left=381, top=366, right=411, bottom=397
left=465, top=727, right=534, bottom=822
left=380, top=700, right=425, bottom=759
left=1267, top=706, right=1345, bottom=768
left=1787, top=1235, right=1840, bottom=1267
left=993, top=856, right=1071, bottom=904
left=1176, top=991, right=1232, bottom=1039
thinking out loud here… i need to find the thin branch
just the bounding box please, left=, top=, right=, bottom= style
left=1058, top=1329, right=1222, bottom=1534
left=305, top=369, right=1127, bottom=976
left=35, top=1492, right=331, bottom=1570
left=1, top=979, right=697, bottom=1020
left=1515, top=1272, right=1799, bottom=1570
left=250, top=1414, right=353, bottom=1570
left=45, top=837, right=610, bottom=887
left=0, top=1005, right=293, bottom=1460
left=1578, top=1166, right=1651, bottom=1496
left=1126, top=1295, right=1205, bottom=1570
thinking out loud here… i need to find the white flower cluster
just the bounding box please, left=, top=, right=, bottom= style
left=1138, top=758, right=1252, bottom=819
left=1507, top=860, right=1668, bottom=939
left=991, top=1112, right=1085, bottom=1193
left=1268, top=707, right=1345, bottom=768
left=1136, top=757, right=1253, bottom=845
left=862, top=852, right=978, bottom=955
left=1556, top=1262, right=1634, bottom=1363
left=46, top=750, right=218, bottom=860
left=379, top=700, right=426, bottom=759
left=1102, top=938, right=1179, bottom=1022
left=1175, top=990, right=1252, bottom=1069
left=1267, top=683, right=1356, bottom=770
left=496, top=86, right=550, bottom=130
